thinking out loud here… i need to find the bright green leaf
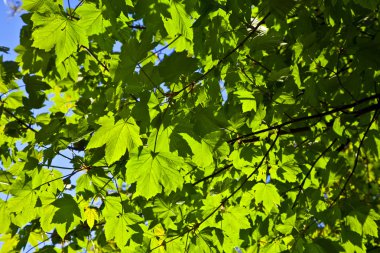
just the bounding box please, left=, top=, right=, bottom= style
left=126, top=149, right=184, bottom=199
left=87, top=116, right=143, bottom=164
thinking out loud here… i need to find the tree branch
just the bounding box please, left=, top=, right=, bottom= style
left=330, top=109, right=379, bottom=206
left=2, top=106, right=37, bottom=133
left=292, top=139, right=337, bottom=209
left=192, top=164, right=233, bottom=186
left=33, top=170, right=80, bottom=190
left=80, top=45, right=109, bottom=72
left=138, top=35, right=182, bottom=65
left=229, top=93, right=380, bottom=144
left=246, top=55, right=271, bottom=72
left=128, top=25, right=146, bottom=30
left=40, top=164, right=74, bottom=170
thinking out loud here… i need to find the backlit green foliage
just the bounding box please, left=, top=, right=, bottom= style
left=1, top=0, right=380, bottom=252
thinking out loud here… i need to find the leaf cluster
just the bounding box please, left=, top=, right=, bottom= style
left=1, top=0, right=380, bottom=252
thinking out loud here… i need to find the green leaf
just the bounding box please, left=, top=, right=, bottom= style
left=22, top=0, right=50, bottom=11
left=4, top=0, right=380, bottom=251
left=87, top=116, right=143, bottom=164
left=180, top=133, right=214, bottom=167
left=0, top=201, right=11, bottom=234
left=345, top=210, right=378, bottom=237
left=292, top=64, right=302, bottom=88
left=31, top=11, right=88, bottom=64
left=268, top=67, right=290, bottom=82
left=275, top=213, right=296, bottom=234
left=234, top=90, right=256, bottom=112
left=158, top=52, right=198, bottom=82
left=84, top=207, right=98, bottom=229
left=76, top=169, right=114, bottom=196
left=0, top=170, right=13, bottom=191
left=4, top=91, right=24, bottom=109
left=333, top=118, right=344, bottom=136
left=252, top=183, right=281, bottom=213
left=222, top=206, right=250, bottom=238
left=77, top=3, right=110, bottom=36
left=153, top=198, right=178, bottom=220
left=163, top=1, right=193, bottom=52
left=104, top=213, right=142, bottom=249
left=274, top=93, right=295, bottom=105
left=126, top=149, right=184, bottom=199
left=248, top=103, right=266, bottom=130
left=51, top=194, right=82, bottom=238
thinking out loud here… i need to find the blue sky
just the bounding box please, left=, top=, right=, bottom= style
left=0, top=1, right=23, bottom=61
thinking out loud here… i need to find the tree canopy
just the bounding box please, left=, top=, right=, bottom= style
left=1, top=0, right=380, bottom=252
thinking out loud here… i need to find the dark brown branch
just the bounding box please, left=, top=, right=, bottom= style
left=352, top=103, right=380, bottom=116
left=246, top=55, right=271, bottom=72
left=241, top=126, right=311, bottom=143
left=242, top=103, right=380, bottom=144
left=291, top=139, right=337, bottom=209
left=330, top=109, right=379, bottom=206
left=138, top=63, right=165, bottom=96
left=80, top=45, right=109, bottom=72
left=229, top=93, right=380, bottom=144
left=128, top=25, right=146, bottom=30
left=138, top=35, right=182, bottom=65
left=2, top=106, right=37, bottom=133
left=239, top=66, right=267, bottom=94
left=33, top=170, right=80, bottom=190
left=192, top=164, right=233, bottom=186
left=40, top=164, right=74, bottom=170
left=71, top=0, right=84, bottom=17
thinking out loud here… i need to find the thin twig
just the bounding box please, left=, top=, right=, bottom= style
left=330, top=109, right=379, bottom=206
left=25, top=234, right=54, bottom=253
left=138, top=35, right=182, bottom=65
left=292, top=139, right=337, bottom=209
left=71, top=0, right=84, bottom=17
left=316, top=61, right=356, bottom=101
left=229, top=93, right=380, bottom=144
left=192, top=164, right=233, bottom=186
left=2, top=106, right=37, bottom=133
left=80, top=45, right=109, bottom=72
left=2, top=103, right=74, bottom=161
left=128, top=25, right=146, bottom=30
left=40, top=164, right=74, bottom=170
left=246, top=55, right=271, bottom=72
left=138, top=63, right=165, bottom=96
left=175, top=12, right=271, bottom=96
left=33, top=169, right=81, bottom=190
